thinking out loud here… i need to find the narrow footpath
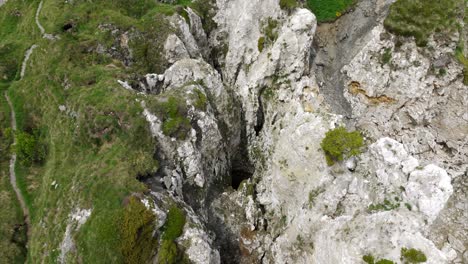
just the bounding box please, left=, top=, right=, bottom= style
left=4, top=91, right=31, bottom=238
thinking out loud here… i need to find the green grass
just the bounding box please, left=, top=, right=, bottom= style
left=158, top=205, right=187, bottom=264
left=455, top=28, right=468, bottom=85
left=384, top=0, right=463, bottom=47
left=368, top=199, right=400, bottom=213
left=279, top=0, right=298, bottom=11
left=401, top=248, right=427, bottom=263
left=0, top=0, right=200, bottom=262
left=307, top=0, right=355, bottom=22
left=119, top=196, right=158, bottom=264
left=320, top=126, right=363, bottom=166
left=363, top=254, right=395, bottom=264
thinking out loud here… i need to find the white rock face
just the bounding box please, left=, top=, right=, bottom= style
left=140, top=0, right=464, bottom=262
left=406, top=165, right=453, bottom=221
left=59, top=208, right=92, bottom=263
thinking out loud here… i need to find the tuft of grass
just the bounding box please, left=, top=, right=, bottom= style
left=158, top=205, right=187, bottom=264
left=279, top=0, right=298, bottom=11
left=320, top=126, right=363, bottom=166
left=258, top=36, right=265, bottom=52
left=156, top=96, right=192, bottom=139
left=192, top=88, right=207, bottom=111
left=307, top=0, right=355, bottom=22
left=384, top=0, right=463, bottom=47
left=119, top=196, right=158, bottom=264
left=401, top=248, right=427, bottom=263
left=258, top=18, right=279, bottom=52
left=368, top=199, right=400, bottom=213
left=381, top=48, right=392, bottom=65
left=455, top=31, right=468, bottom=85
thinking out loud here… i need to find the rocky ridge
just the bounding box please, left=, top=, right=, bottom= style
left=130, top=0, right=467, bottom=263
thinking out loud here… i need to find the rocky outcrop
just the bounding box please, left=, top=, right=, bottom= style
left=132, top=0, right=466, bottom=263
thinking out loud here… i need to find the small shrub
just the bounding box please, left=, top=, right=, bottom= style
left=401, top=248, right=427, bottom=263
left=279, top=0, right=298, bottom=11
left=258, top=36, right=265, bottom=52
left=320, top=126, right=363, bottom=166
left=381, top=48, right=392, bottom=65
left=120, top=196, right=157, bottom=264
left=14, top=130, right=47, bottom=165
left=363, top=254, right=375, bottom=264
left=159, top=96, right=191, bottom=139
left=363, top=254, right=395, bottom=264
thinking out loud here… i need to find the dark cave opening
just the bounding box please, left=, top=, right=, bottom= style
left=62, top=23, right=74, bottom=31
left=231, top=166, right=253, bottom=190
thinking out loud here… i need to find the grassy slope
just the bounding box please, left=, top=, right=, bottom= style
left=0, top=0, right=199, bottom=262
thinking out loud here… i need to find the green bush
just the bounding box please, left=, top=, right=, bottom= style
left=363, top=254, right=375, bottom=264
left=279, top=0, right=298, bottom=11
left=14, top=130, right=47, bottom=165
left=307, top=0, right=355, bottom=22
left=401, top=248, right=427, bottom=263
left=384, top=0, right=462, bottom=47
left=157, top=96, right=192, bottom=139
left=320, top=126, right=363, bottom=166
left=119, top=196, right=158, bottom=264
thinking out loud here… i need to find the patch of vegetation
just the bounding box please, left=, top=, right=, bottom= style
left=158, top=205, right=187, bottom=264
left=307, top=0, right=355, bottom=22
left=258, top=36, right=266, bottom=52
left=381, top=48, right=392, bottom=65
left=0, top=0, right=162, bottom=262
left=192, top=88, right=207, bottom=111
left=401, top=248, right=427, bottom=263
left=158, top=96, right=192, bottom=139
left=190, top=0, right=217, bottom=34
left=376, top=260, right=395, bottom=264
left=308, top=188, right=323, bottom=208
left=320, top=126, right=363, bottom=166
left=120, top=196, right=158, bottom=264
left=258, top=18, right=279, bottom=52
left=363, top=254, right=395, bottom=264
left=239, top=180, right=255, bottom=196
left=455, top=30, right=468, bottom=85
left=279, top=0, right=298, bottom=11
left=368, top=199, right=400, bottom=213
left=384, top=0, right=463, bottom=47
left=13, top=130, right=47, bottom=166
